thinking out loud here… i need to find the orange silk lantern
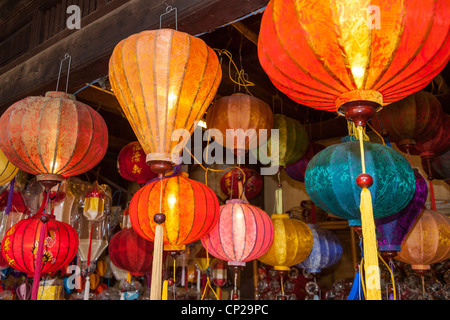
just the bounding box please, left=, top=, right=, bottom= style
left=129, top=173, right=220, bottom=251
left=258, top=0, right=450, bottom=113
left=109, top=29, right=222, bottom=176
left=0, top=91, right=108, bottom=188
left=206, top=93, right=274, bottom=157
left=117, top=141, right=157, bottom=184
left=258, top=0, right=450, bottom=300
left=395, top=209, right=450, bottom=272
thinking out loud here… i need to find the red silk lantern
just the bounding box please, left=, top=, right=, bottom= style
left=0, top=91, right=108, bottom=186
left=1, top=211, right=78, bottom=276
left=201, top=199, right=274, bottom=267
left=258, top=0, right=450, bottom=112
left=109, top=228, right=154, bottom=277
left=220, top=167, right=263, bottom=200
left=206, top=93, right=274, bottom=157
left=129, top=173, right=220, bottom=251
left=117, top=141, right=157, bottom=184
left=371, top=91, right=443, bottom=150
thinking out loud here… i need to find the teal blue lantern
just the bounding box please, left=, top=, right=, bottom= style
left=304, top=139, right=415, bottom=226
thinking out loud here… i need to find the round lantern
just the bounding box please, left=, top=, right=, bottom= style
left=250, top=114, right=309, bottom=168
left=430, top=149, right=450, bottom=185
left=285, top=142, right=326, bottom=182
left=1, top=212, right=78, bottom=275
left=296, top=224, right=343, bottom=274
left=129, top=173, right=220, bottom=251
left=0, top=149, right=18, bottom=186
left=109, top=227, right=154, bottom=277
left=258, top=0, right=450, bottom=113
left=117, top=141, right=157, bottom=184
left=305, top=139, right=416, bottom=226
left=220, top=167, right=263, bottom=200
left=370, top=91, right=443, bottom=151
left=0, top=91, right=108, bottom=187
left=257, top=214, right=313, bottom=271
left=201, top=199, right=274, bottom=267
left=395, top=209, right=450, bottom=272
left=375, top=169, right=428, bottom=259
left=205, top=93, right=274, bottom=157
left=109, top=29, right=222, bottom=176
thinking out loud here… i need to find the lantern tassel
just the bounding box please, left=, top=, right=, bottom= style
left=150, top=223, right=164, bottom=300
left=161, top=280, right=168, bottom=300
left=357, top=126, right=381, bottom=300
left=83, top=275, right=90, bottom=300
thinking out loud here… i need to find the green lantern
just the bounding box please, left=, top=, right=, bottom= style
left=251, top=114, right=309, bottom=168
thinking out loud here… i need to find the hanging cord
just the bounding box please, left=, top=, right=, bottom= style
left=377, top=252, right=396, bottom=300
left=201, top=238, right=220, bottom=300
left=366, top=122, right=385, bottom=146
left=426, top=159, right=437, bottom=211
left=213, top=48, right=255, bottom=95
left=56, top=53, right=72, bottom=93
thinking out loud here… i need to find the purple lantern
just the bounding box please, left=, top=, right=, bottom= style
left=285, top=143, right=325, bottom=182
left=375, top=168, right=428, bottom=260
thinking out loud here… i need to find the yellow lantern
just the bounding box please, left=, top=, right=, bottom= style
left=0, top=149, right=18, bottom=186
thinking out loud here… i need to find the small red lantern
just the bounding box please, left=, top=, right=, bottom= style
left=220, top=167, right=263, bottom=200
left=109, top=210, right=155, bottom=277
left=1, top=211, right=79, bottom=276
left=117, top=141, right=157, bottom=184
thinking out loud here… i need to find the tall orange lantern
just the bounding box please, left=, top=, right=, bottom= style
left=258, top=0, right=450, bottom=300
left=109, top=29, right=222, bottom=176
left=395, top=209, right=450, bottom=275
left=206, top=93, right=274, bottom=158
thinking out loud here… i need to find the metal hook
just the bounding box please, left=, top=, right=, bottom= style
left=160, top=6, right=178, bottom=30
left=56, top=53, right=72, bottom=93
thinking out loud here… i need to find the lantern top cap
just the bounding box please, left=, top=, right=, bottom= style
left=271, top=213, right=289, bottom=220
left=225, top=198, right=248, bottom=205
left=44, top=91, right=76, bottom=101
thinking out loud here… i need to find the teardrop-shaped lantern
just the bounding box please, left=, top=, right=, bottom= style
left=0, top=91, right=108, bottom=187
left=109, top=29, right=222, bottom=175
left=205, top=93, right=274, bottom=157
left=250, top=114, right=309, bottom=168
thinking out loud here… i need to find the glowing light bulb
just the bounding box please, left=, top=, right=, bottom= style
left=351, top=66, right=366, bottom=78
left=167, top=194, right=177, bottom=209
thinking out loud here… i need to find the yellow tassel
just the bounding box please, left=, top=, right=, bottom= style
left=126, top=271, right=131, bottom=284
left=357, top=125, right=381, bottom=300
left=150, top=223, right=164, bottom=300
left=161, top=280, right=168, bottom=300
left=360, top=188, right=381, bottom=300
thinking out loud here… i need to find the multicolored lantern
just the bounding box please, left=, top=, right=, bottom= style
left=285, top=142, right=326, bottom=182
left=0, top=91, right=108, bottom=187
left=250, top=114, right=309, bottom=168
left=0, top=150, right=18, bottom=186
left=395, top=209, right=450, bottom=272
left=371, top=91, right=443, bottom=151
left=109, top=210, right=155, bottom=278
left=305, top=139, right=416, bottom=226
left=206, top=93, right=274, bottom=157
left=258, top=0, right=450, bottom=300
left=117, top=141, right=157, bottom=184
left=297, top=224, right=343, bottom=274
left=109, top=29, right=221, bottom=176
left=375, top=169, right=428, bottom=260
left=220, top=167, right=263, bottom=200
left=129, top=173, right=219, bottom=251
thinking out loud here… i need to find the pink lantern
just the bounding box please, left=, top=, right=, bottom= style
left=201, top=198, right=273, bottom=299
